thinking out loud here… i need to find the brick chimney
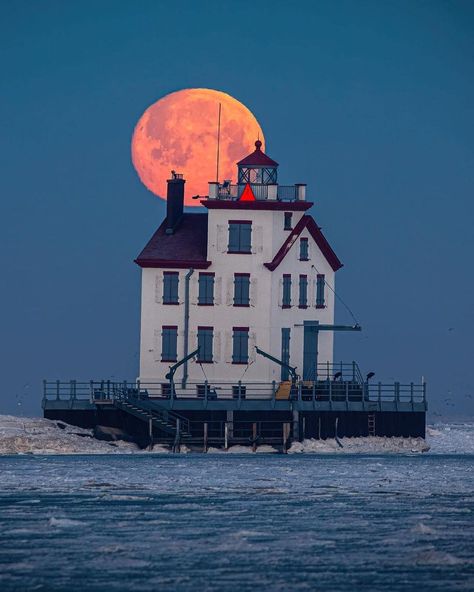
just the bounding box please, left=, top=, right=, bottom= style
left=165, top=171, right=185, bottom=234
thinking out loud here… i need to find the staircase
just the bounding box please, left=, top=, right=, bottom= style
left=368, top=413, right=376, bottom=437
left=112, top=390, right=192, bottom=443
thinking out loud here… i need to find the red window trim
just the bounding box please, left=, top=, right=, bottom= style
left=197, top=303, right=214, bottom=306
left=233, top=303, right=250, bottom=308
left=316, top=304, right=325, bottom=309
left=162, top=301, right=180, bottom=305
left=227, top=251, right=252, bottom=255
left=197, top=326, right=214, bottom=331
left=231, top=361, right=249, bottom=365
left=234, top=272, right=251, bottom=277
left=282, top=304, right=292, bottom=309
left=233, top=326, right=249, bottom=332
left=163, top=271, right=179, bottom=276
left=199, top=272, right=215, bottom=277
left=162, top=325, right=178, bottom=330
left=161, top=358, right=177, bottom=362
left=228, top=220, right=252, bottom=225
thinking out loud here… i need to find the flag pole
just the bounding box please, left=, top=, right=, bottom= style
left=216, top=102, right=221, bottom=183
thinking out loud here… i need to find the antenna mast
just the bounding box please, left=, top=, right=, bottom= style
left=216, top=102, right=221, bottom=183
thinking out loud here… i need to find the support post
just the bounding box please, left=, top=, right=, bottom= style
left=148, top=417, right=153, bottom=451
left=292, top=410, right=300, bottom=442
left=282, top=422, right=290, bottom=453
left=252, top=423, right=257, bottom=452
left=318, top=416, right=322, bottom=440
left=302, top=416, right=306, bottom=440
left=224, top=422, right=229, bottom=450
left=203, top=422, right=208, bottom=453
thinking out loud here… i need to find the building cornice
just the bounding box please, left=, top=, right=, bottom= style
left=200, top=200, right=313, bottom=211
left=134, top=259, right=212, bottom=269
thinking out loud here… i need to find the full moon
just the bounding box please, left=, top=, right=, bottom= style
left=131, top=88, right=265, bottom=206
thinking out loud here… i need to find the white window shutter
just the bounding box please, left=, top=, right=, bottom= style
left=249, top=332, right=257, bottom=362
left=155, top=274, right=163, bottom=304
left=153, top=329, right=161, bottom=362
left=214, top=331, right=221, bottom=362
left=251, top=277, right=258, bottom=307
left=225, top=277, right=233, bottom=306
left=278, top=277, right=283, bottom=307
left=224, top=330, right=232, bottom=362
left=216, top=225, right=226, bottom=253
left=215, top=276, right=222, bottom=305
left=253, top=225, right=263, bottom=253
left=190, top=330, right=197, bottom=353
left=190, top=276, right=198, bottom=305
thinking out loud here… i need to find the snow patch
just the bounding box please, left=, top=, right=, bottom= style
left=288, top=436, right=430, bottom=454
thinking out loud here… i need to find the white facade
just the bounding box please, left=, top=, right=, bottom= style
left=137, top=145, right=341, bottom=391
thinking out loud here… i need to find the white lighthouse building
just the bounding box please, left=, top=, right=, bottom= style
left=135, top=140, right=343, bottom=396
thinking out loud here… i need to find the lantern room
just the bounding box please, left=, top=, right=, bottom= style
left=237, top=140, right=279, bottom=185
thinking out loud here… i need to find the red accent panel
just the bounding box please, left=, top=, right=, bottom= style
left=264, top=215, right=343, bottom=272
left=202, top=200, right=313, bottom=211
left=239, top=183, right=256, bottom=201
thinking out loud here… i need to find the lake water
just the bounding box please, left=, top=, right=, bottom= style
left=0, top=454, right=473, bottom=591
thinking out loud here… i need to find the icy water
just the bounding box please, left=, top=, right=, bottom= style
left=0, top=455, right=473, bottom=591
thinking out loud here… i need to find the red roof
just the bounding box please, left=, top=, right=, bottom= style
left=264, top=215, right=343, bottom=272
left=135, top=213, right=211, bottom=269
left=237, top=140, right=279, bottom=167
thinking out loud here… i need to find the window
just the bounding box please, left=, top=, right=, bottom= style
left=281, top=328, right=291, bottom=381
left=198, top=273, right=214, bottom=305
left=284, top=212, right=293, bottom=230
left=161, top=326, right=178, bottom=362
left=282, top=274, right=291, bottom=308
left=228, top=221, right=252, bottom=253
left=232, top=327, right=249, bottom=364
left=316, top=274, right=325, bottom=308
left=234, top=273, right=250, bottom=306
left=299, top=275, right=308, bottom=308
left=299, top=238, right=309, bottom=261
left=197, top=327, right=213, bottom=363
left=163, top=272, right=179, bottom=304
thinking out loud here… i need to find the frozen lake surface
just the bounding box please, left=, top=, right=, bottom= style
left=0, top=454, right=473, bottom=591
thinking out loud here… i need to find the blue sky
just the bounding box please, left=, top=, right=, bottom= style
left=0, top=0, right=473, bottom=417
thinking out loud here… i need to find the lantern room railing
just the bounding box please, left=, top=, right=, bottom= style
left=216, top=183, right=303, bottom=201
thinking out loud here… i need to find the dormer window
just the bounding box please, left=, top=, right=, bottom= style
left=228, top=221, right=252, bottom=254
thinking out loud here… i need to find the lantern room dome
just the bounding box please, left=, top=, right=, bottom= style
left=237, top=140, right=279, bottom=168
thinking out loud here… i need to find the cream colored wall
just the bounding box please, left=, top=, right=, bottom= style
left=138, top=208, right=336, bottom=386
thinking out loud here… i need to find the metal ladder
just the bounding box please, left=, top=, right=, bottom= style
left=368, top=413, right=376, bottom=437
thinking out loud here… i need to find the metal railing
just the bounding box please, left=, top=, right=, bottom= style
left=216, top=183, right=300, bottom=201
left=42, top=378, right=427, bottom=407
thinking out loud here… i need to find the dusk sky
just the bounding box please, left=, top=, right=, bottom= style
left=1, top=0, right=473, bottom=417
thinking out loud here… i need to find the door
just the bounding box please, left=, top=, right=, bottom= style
left=303, top=321, right=319, bottom=381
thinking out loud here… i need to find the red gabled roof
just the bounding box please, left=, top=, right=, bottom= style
left=135, top=213, right=212, bottom=269
left=237, top=140, right=279, bottom=167
left=264, top=215, right=343, bottom=272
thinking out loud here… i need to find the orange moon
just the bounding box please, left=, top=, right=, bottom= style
left=131, top=88, right=265, bottom=206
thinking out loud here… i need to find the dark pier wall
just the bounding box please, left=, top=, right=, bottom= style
left=45, top=408, right=426, bottom=444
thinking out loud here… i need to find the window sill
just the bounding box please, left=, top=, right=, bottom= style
left=316, top=304, right=326, bottom=309
left=197, top=302, right=214, bottom=306
left=162, top=302, right=180, bottom=305
left=232, top=361, right=249, bottom=365
left=227, top=251, right=252, bottom=255
left=196, top=360, right=214, bottom=364
left=233, top=303, right=250, bottom=307
left=299, top=305, right=308, bottom=309
left=282, top=304, right=292, bottom=309
left=161, top=359, right=177, bottom=363
left=299, top=258, right=309, bottom=262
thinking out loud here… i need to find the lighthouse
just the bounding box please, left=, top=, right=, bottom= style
left=43, top=139, right=426, bottom=448
left=135, top=140, right=346, bottom=392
